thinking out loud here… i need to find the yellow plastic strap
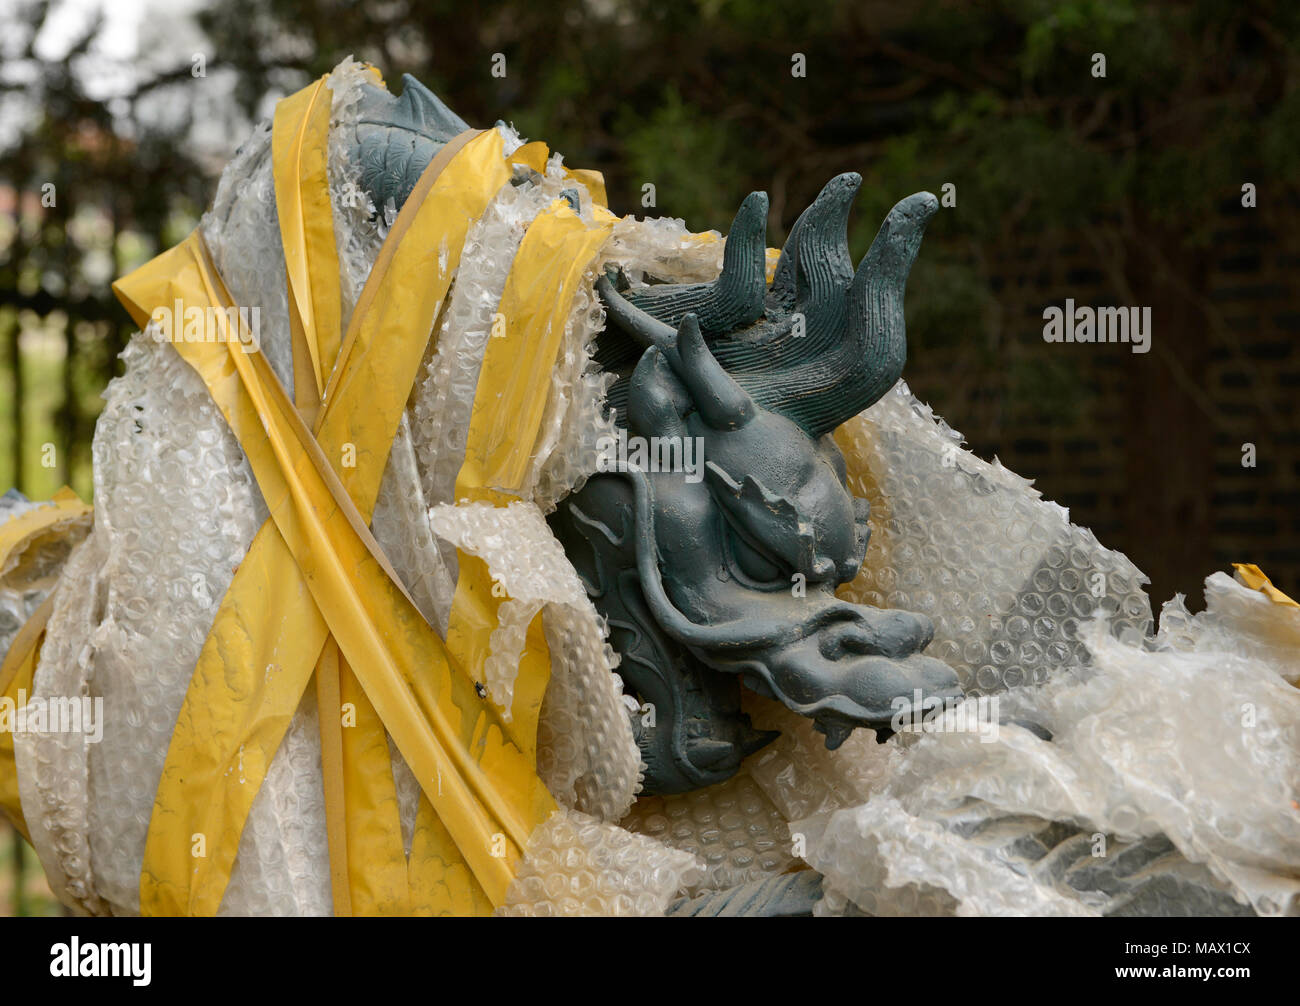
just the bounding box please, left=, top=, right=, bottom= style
left=455, top=201, right=614, bottom=504
left=422, top=200, right=612, bottom=900
left=1232, top=563, right=1299, bottom=608
left=313, top=638, right=351, bottom=914
left=273, top=74, right=342, bottom=412
left=338, top=657, right=412, bottom=915
left=567, top=168, right=609, bottom=209
left=315, top=127, right=493, bottom=915
left=120, top=229, right=553, bottom=912
left=0, top=488, right=92, bottom=844
left=0, top=595, right=52, bottom=844
left=274, top=75, right=353, bottom=915
left=0, top=488, right=91, bottom=572
left=442, top=200, right=612, bottom=750
left=118, top=127, right=470, bottom=917
left=114, top=132, right=496, bottom=914
left=115, top=130, right=551, bottom=915
left=507, top=140, right=609, bottom=208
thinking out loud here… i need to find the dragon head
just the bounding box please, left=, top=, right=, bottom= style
left=550, top=175, right=962, bottom=792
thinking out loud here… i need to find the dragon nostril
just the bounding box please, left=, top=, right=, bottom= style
left=839, top=628, right=876, bottom=655
left=818, top=622, right=876, bottom=660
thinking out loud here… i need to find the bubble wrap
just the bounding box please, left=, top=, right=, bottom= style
left=402, top=146, right=647, bottom=825
left=526, top=253, right=614, bottom=514
left=620, top=771, right=795, bottom=895
left=200, top=120, right=294, bottom=393
left=14, top=526, right=110, bottom=915
left=428, top=501, right=640, bottom=822
left=409, top=142, right=616, bottom=519
left=837, top=382, right=1153, bottom=695
left=0, top=494, right=92, bottom=657
left=789, top=598, right=1298, bottom=916
left=324, top=58, right=388, bottom=333
left=371, top=414, right=457, bottom=635
left=13, top=54, right=1292, bottom=918
left=1157, top=571, right=1300, bottom=686
left=725, top=384, right=1296, bottom=917
left=412, top=166, right=536, bottom=519
left=11, top=62, right=397, bottom=917
left=522, top=209, right=733, bottom=515
left=802, top=797, right=1097, bottom=917
left=9, top=60, right=666, bottom=916
left=602, top=213, right=726, bottom=285
left=13, top=335, right=337, bottom=916
left=743, top=699, right=901, bottom=821
left=497, top=807, right=703, bottom=917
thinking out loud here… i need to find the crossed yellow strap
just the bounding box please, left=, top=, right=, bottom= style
left=110, top=76, right=612, bottom=915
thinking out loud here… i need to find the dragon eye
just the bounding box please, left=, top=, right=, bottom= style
left=732, top=531, right=781, bottom=580
left=723, top=520, right=785, bottom=587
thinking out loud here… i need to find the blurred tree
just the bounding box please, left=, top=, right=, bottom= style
left=191, top=0, right=1298, bottom=602
left=1, top=0, right=213, bottom=497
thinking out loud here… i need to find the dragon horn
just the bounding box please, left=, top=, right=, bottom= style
left=773, top=191, right=938, bottom=437
left=623, top=191, right=769, bottom=337
left=769, top=172, right=860, bottom=323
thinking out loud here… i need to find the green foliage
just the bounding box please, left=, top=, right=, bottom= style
left=0, top=826, right=60, bottom=917
left=617, top=88, right=744, bottom=229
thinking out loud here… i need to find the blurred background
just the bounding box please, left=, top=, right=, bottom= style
left=1, top=0, right=1296, bottom=913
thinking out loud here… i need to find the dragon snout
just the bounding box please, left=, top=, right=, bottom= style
left=722, top=603, right=959, bottom=749
left=816, top=607, right=935, bottom=661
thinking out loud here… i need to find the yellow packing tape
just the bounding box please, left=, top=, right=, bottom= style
left=119, top=225, right=554, bottom=914
left=73, top=79, right=618, bottom=916
left=1232, top=563, right=1299, bottom=609
left=0, top=487, right=90, bottom=579
left=447, top=200, right=613, bottom=744
left=455, top=201, right=614, bottom=505
left=0, top=488, right=92, bottom=844
left=274, top=75, right=412, bottom=919
left=507, top=141, right=609, bottom=209
left=0, top=595, right=50, bottom=845
left=273, top=74, right=341, bottom=423
left=115, top=128, right=558, bottom=915
left=428, top=199, right=613, bottom=909
left=275, top=74, right=355, bottom=917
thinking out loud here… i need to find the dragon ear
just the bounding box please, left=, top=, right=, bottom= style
left=627, top=346, right=690, bottom=442
left=667, top=314, right=756, bottom=431
left=596, top=274, right=678, bottom=350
